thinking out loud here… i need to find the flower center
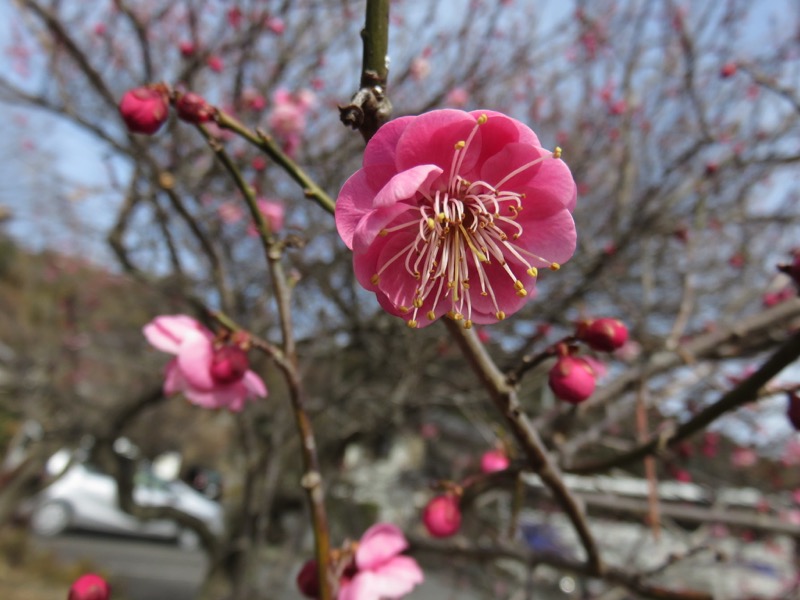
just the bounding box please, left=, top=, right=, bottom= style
left=373, top=116, right=562, bottom=328
left=209, top=345, right=249, bottom=384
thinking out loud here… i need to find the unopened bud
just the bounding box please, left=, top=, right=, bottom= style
left=577, top=318, right=629, bottom=352
left=68, top=574, right=110, bottom=600
left=548, top=356, right=596, bottom=404
left=118, top=85, right=169, bottom=135
left=422, top=494, right=461, bottom=538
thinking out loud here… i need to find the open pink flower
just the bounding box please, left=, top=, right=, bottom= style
left=335, top=109, right=577, bottom=329
left=338, top=523, right=423, bottom=600
left=143, top=315, right=267, bottom=412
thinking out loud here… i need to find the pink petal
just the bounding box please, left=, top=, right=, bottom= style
left=373, top=164, right=442, bottom=208
left=336, top=163, right=408, bottom=250
left=394, top=110, right=480, bottom=177
left=353, top=204, right=417, bottom=254
left=363, top=116, right=414, bottom=169
left=479, top=143, right=546, bottom=191
left=176, top=329, right=216, bottom=390
left=356, top=523, right=409, bottom=571
left=243, top=370, right=268, bottom=398
left=514, top=201, right=577, bottom=266
left=143, top=314, right=207, bottom=354
left=520, top=157, right=577, bottom=212
left=468, top=109, right=540, bottom=148
left=163, top=359, right=184, bottom=395
left=182, top=387, right=227, bottom=410
left=341, top=557, right=423, bottom=600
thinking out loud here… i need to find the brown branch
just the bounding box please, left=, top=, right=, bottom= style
left=444, top=319, right=604, bottom=576
left=565, top=328, right=800, bottom=474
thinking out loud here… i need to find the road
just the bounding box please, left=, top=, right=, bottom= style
left=33, top=532, right=207, bottom=600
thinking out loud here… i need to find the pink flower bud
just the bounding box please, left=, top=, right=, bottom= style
left=174, top=92, right=215, bottom=124
left=206, top=55, right=224, bottom=73
left=179, top=41, right=195, bottom=57
left=577, top=318, right=629, bottom=352
left=422, top=494, right=461, bottom=538
left=548, top=356, right=596, bottom=404
left=787, top=392, right=800, bottom=431
left=210, top=345, right=250, bottom=385
left=720, top=62, right=737, bottom=78
left=118, top=85, right=169, bottom=135
left=296, top=559, right=320, bottom=599
left=68, top=574, right=110, bottom=600
left=480, top=449, right=509, bottom=474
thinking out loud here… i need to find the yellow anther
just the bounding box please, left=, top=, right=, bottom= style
left=464, top=319, right=473, bottom=329
left=481, top=291, right=488, bottom=296
left=399, top=305, right=410, bottom=314
left=427, top=217, right=436, bottom=230
left=447, top=281, right=455, bottom=289
left=516, top=289, right=528, bottom=297
left=452, top=312, right=464, bottom=321
left=549, top=262, right=561, bottom=271
left=527, top=267, right=538, bottom=277
left=407, top=320, right=418, bottom=329
left=477, top=113, right=488, bottom=125
left=427, top=310, right=436, bottom=320
left=413, top=298, right=424, bottom=308
left=454, top=140, right=466, bottom=150
left=553, top=146, right=562, bottom=159
left=379, top=228, right=389, bottom=237
left=414, top=271, right=421, bottom=280
left=463, top=281, right=470, bottom=289
left=514, top=280, right=524, bottom=291
left=495, top=311, right=506, bottom=321
left=437, top=212, right=447, bottom=222
left=370, top=274, right=380, bottom=285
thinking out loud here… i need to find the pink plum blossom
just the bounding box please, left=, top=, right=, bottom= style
left=548, top=355, right=596, bottom=403
left=143, top=315, right=267, bottom=411
left=335, top=110, right=577, bottom=329
left=338, top=523, right=423, bottom=600
left=247, top=198, right=285, bottom=236
left=267, top=89, right=316, bottom=157
left=445, top=87, right=470, bottom=107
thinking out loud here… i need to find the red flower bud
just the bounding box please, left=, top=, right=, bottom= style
left=175, top=92, right=215, bottom=124
left=179, top=41, right=195, bottom=57
left=548, top=356, right=596, bottom=404
left=480, top=449, right=509, bottom=474
left=296, top=559, right=320, bottom=599
left=68, top=574, right=110, bottom=600
left=210, top=345, right=249, bottom=385
left=422, top=494, right=461, bottom=538
left=118, top=85, right=169, bottom=135
left=577, top=318, right=629, bottom=352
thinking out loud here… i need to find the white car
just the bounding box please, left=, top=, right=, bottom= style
left=29, top=451, right=224, bottom=549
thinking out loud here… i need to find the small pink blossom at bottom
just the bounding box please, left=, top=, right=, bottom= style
left=480, top=449, right=509, bottom=474
left=143, top=315, right=267, bottom=411
left=548, top=356, right=596, bottom=403
left=339, top=523, right=423, bottom=600
left=422, top=494, right=461, bottom=538
left=68, top=573, right=110, bottom=600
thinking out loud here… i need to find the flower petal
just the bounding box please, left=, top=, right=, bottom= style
left=176, top=329, right=215, bottom=390
left=356, top=523, right=409, bottom=571
left=394, top=110, right=480, bottom=177
left=243, top=370, right=268, bottom=398
left=373, top=164, right=442, bottom=208
left=163, top=359, right=184, bottom=395
left=352, top=204, right=417, bottom=254
left=363, top=116, right=415, bottom=169
left=143, top=314, right=207, bottom=354
left=336, top=167, right=384, bottom=249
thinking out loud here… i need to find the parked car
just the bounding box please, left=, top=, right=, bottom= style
left=28, top=450, right=224, bottom=549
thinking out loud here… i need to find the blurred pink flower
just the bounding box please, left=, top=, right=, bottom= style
left=445, top=87, right=469, bottom=107
left=731, top=447, right=757, bottom=468
left=247, top=198, right=285, bottom=236
left=265, top=16, right=286, bottom=35
left=335, top=110, right=576, bottom=329
left=410, top=57, right=431, bottom=81
left=218, top=201, right=244, bottom=224
left=339, top=523, right=424, bottom=600
left=206, top=54, right=224, bottom=72
left=267, top=89, right=316, bottom=157
left=143, top=315, right=267, bottom=412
